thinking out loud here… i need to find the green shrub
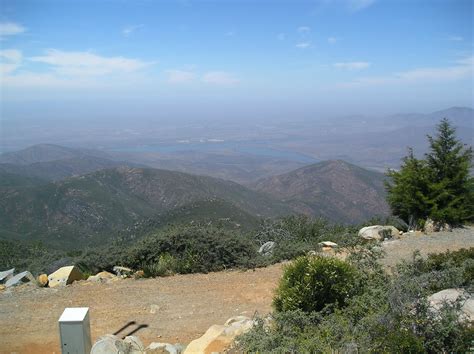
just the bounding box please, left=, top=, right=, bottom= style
left=240, top=248, right=473, bottom=353
left=395, top=248, right=474, bottom=292
left=142, top=253, right=178, bottom=277
left=254, top=215, right=359, bottom=263
left=125, top=225, right=259, bottom=274
left=273, top=255, right=360, bottom=313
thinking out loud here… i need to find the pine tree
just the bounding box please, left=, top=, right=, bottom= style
left=385, top=148, right=432, bottom=228
left=386, top=118, right=473, bottom=227
left=425, top=118, right=473, bottom=225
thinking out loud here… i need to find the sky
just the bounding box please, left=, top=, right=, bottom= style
left=0, top=0, right=473, bottom=122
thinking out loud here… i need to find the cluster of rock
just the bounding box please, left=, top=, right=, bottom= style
left=0, top=268, right=35, bottom=289
left=257, top=225, right=403, bottom=258
left=0, top=264, right=141, bottom=291
left=90, top=316, right=254, bottom=354
left=91, top=334, right=185, bottom=354
left=424, top=218, right=452, bottom=233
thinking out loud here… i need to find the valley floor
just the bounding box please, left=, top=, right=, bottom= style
left=0, top=227, right=473, bottom=354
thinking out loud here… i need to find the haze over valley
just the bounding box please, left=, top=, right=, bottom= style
left=0, top=1, right=473, bottom=352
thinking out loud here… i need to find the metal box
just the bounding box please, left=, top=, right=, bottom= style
left=58, top=307, right=92, bottom=354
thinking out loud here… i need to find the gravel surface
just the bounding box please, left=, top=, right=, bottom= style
left=381, top=226, right=474, bottom=268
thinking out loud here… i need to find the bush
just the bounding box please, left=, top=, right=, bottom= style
left=142, top=253, right=178, bottom=277
left=395, top=248, right=474, bottom=292
left=125, top=225, right=259, bottom=274
left=254, top=215, right=359, bottom=263
left=239, top=248, right=473, bottom=353
left=273, top=255, right=360, bottom=313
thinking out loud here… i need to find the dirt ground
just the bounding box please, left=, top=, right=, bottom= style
left=381, top=226, right=474, bottom=268
left=0, top=263, right=283, bottom=354
left=1, top=227, right=473, bottom=354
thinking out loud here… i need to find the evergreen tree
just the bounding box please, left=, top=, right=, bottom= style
left=425, top=118, right=473, bottom=225
left=385, top=148, right=431, bottom=228
left=386, top=118, right=473, bottom=227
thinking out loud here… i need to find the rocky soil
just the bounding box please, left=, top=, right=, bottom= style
left=1, top=227, right=473, bottom=354
left=0, top=264, right=282, bottom=354
left=381, top=226, right=474, bottom=268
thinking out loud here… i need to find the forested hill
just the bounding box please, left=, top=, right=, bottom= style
left=0, top=167, right=290, bottom=249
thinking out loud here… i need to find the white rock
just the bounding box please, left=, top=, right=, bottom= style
left=91, top=334, right=130, bottom=354
left=113, top=266, right=133, bottom=277
left=358, top=225, right=399, bottom=241
left=428, top=288, right=474, bottom=323
left=87, top=271, right=116, bottom=283
left=258, top=241, right=275, bottom=256
left=124, top=335, right=145, bottom=353
left=146, top=342, right=182, bottom=354
left=0, top=268, right=15, bottom=283
left=318, top=241, right=338, bottom=248
left=5, top=271, right=35, bottom=288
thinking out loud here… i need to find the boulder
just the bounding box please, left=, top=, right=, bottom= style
left=318, top=241, right=338, bottom=248
left=124, top=335, right=145, bottom=353
left=258, top=241, right=275, bottom=256
left=134, top=270, right=145, bottom=279
left=146, top=342, right=184, bottom=354
left=184, top=316, right=253, bottom=354
left=87, top=271, right=115, bottom=283
left=37, top=274, right=49, bottom=287
left=0, top=284, right=6, bottom=291
left=48, top=265, right=85, bottom=288
left=91, top=334, right=130, bottom=354
left=424, top=218, right=452, bottom=233
left=0, top=268, right=15, bottom=283
left=5, top=271, right=35, bottom=288
left=424, top=218, right=436, bottom=233
left=358, top=225, right=400, bottom=241
left=428, top=288, right=473, bottom=323
left=113, top=266, right=133, bottom=277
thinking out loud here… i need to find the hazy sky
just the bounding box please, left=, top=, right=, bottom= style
left=0, top=0, right=473, bottom=121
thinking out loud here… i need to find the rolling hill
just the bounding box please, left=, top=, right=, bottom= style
left=252, top=160, right=390, bottom=223
left=0, top=156, right=141, bottom=182
left=0, top=144, right=143, bottom=181
left=0, top=167, right=290, bottom=249
left=0, top=144, right=112, bottom=165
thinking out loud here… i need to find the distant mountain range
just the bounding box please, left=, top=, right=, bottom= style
left=286, top=107, right=473, bottom=171
left=0, top=143, right=391, bottom=249
left=0, top=144, right=112, bottom=165
left=0, top=143, right=306, bottom=184
left=383, top=107, right=473, bottom=128
left=252, top=160, right=389, bottom=224
left=0, top=144, right=141, bottom=182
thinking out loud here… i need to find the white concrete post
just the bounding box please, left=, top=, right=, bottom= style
left=58, top=307, right=92, bottom=354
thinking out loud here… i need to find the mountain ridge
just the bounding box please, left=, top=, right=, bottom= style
left=0, top=166, right=290, bottom=249
left=252, top=160, right=390, bottom=223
